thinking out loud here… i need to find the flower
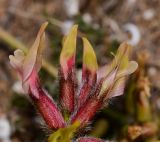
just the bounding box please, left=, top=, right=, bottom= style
left=9, top=22, right=65, bottom=129
left=9, top=22, right=138, bottom=142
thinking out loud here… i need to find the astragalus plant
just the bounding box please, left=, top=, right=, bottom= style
left=9, top=22, right=138, bottom=142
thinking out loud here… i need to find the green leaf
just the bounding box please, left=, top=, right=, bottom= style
left=48, top=121, right=80, bottom=142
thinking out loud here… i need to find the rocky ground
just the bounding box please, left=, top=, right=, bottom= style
left=0, top=0, right=160, bottom=141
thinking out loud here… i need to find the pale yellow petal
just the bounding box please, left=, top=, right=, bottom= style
left=9, top=49, right=25, bottom=72
left=22, top=22, right=48, bottom=82
left=82, top=37, right=98, bottom=73
left=60, top=25, right=78, bottom=70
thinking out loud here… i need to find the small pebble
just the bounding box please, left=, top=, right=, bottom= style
left=61, top=20, right=74, bottom=35
left=143, top=9, right=155, bottom=20
left=124, top=23, right=141, bottom=46
left=76, top=70, right=82, bottom=86
left=148, top=67, right=157, bottom=77
left=64, top=0, right=79, bottom=17
left=127, top=0, right=136, bottom=5
left=12, top=81, right=25, bottom=94
left=0, top=116, right=11, bottom=142
left=82, top=13, right=92, bottom=24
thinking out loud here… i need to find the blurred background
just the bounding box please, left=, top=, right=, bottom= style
left=0, top=0, right=160, bottom=141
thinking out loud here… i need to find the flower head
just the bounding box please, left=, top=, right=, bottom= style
left=9, top=22, right=138, bottom=142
